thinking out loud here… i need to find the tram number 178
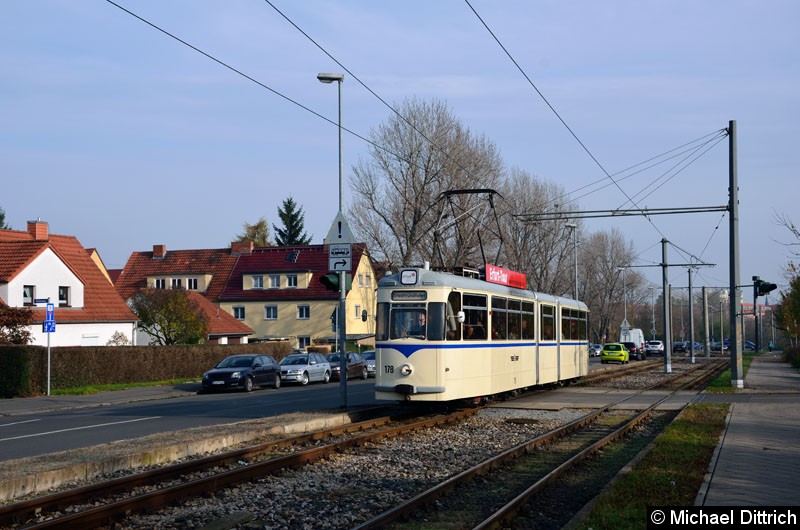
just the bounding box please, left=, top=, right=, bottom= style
left=383, top=365, right=395, bottom=374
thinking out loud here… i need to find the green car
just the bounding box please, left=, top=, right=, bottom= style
left=601, top=343, right=629, bottom=364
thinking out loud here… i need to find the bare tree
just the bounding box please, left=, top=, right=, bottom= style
left=579, top=228, right=641, bottom=342
left=349, top=97, right=502, bottom=270
left=496, top=168, right=578, bottom=296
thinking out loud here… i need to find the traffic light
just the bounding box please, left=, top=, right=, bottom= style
left=758, top=280, right=777, bottom=296
left=753, top=276, right=777, bottom=297
left=319, top=272, right=352, bottom=292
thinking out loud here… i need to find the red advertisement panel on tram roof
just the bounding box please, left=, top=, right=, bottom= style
left=484, top=264, right=527, bottom=289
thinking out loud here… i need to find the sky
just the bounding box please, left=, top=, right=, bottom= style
left=2, top=0, right=798, bottom=299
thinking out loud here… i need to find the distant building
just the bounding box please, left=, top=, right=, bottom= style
left=115, top=242, right=377, bottom=350
left=0, top=220, right=138, bottom=346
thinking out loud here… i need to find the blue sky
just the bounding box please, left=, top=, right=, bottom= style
left=2, top=0, right=798, bottom=296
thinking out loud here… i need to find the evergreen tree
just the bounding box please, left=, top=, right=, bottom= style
left=0, top=207, right=9, bottom=230
left=273, top=197, right=312, bottom=246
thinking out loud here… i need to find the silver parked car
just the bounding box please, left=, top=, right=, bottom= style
left=279, top=352, right=331, bottom=385
left=645, top=340, right=664, bottom=355
left=361, top=350, right=376, bottom=377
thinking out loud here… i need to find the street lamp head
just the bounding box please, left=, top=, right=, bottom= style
left=317, top=72, right=344, bottom=83
left=564, top=222, right=577, bottom=229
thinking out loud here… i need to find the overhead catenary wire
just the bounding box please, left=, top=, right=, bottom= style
left=465, top=0, right=730, bottom=276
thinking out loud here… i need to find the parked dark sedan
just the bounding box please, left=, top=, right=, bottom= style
left=621, top=341, right=646, bottom=361
left=201, top=354, right=281, bottom=392
left=325, top=351, right=368, bottom=381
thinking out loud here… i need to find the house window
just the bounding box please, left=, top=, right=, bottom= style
left=233, top=306, right=245, bottom=320
left=354, top=304, right=361, bottom=318
left=171, top=278, right=182, bottom=289
left=265, top=305, right=278, bottom=320
left=155, top=278, right=166, bottom=289
left=358, top=273, right=364, bottom=287
left=187, top=278, right=198, bottom=290
left=23, top=285, right=34, bottom=306
left=252, top=275, right=264, bottom=289
left=270, top=275, right=281, bottom=288
left=298, top=336, right=311, bottom=350
left=297, top=305, right=310, bottom=320
left=287, top=274, right=298, bottom=288
left=58, top=286, right=70, bottom=307
left=366, top=273, right=372, bottom=287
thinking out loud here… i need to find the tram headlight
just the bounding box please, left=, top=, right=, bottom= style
left=400, top=363, right=413, bottom=376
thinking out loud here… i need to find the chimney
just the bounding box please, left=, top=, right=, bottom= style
left=153, top=244, right=167, bottom=259
left=27, top=220, right=49, bottom=240
left=231, top=241, right=254, bottom=255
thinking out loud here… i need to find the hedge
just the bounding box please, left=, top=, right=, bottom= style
left=0, top=342, right=291, bottom=397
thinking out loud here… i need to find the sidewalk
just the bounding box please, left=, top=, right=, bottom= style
left=696, top=352, right=800, bottom=506
left=0, top=382, right=202, bottom=417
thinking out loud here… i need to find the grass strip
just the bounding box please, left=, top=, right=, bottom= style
left=573, top=402, right=729, bottom=530
left=50, top=378, right=199, bottom=395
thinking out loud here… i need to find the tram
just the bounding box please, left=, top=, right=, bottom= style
left=374, top=263, right=589, bottom=403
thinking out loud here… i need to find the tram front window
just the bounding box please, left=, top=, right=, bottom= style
left=388, top=304, right=444, bottom=340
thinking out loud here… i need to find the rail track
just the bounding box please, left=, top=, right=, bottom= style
left=1, top=409, right=477, bottom=529
left=354, top=358, right=727, bottom=529
left=1, top=359, right=726, bottom=529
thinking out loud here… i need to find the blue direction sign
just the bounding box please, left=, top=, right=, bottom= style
left=46, top=303, right=55, bottom=322
left=43, top=321, right=56, bottom=333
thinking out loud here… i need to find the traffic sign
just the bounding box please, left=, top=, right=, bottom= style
left=34, top=298, right=49, bottom=305
left=329, top=257, right=351, bottom=272
left=329, top=243, right=352, bottom=272
left=324, top=212, right=355, bottom=245
left=43, top=321, right=56, bottom=333
left=46, top=303, right=55, bottom=322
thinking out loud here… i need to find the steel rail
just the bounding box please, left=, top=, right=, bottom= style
left=10, top=409, right=476, bottom=529
left=355, top=360, right=724, bottom=529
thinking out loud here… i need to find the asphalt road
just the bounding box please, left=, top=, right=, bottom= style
left=0, top=379, right=379, bottom=462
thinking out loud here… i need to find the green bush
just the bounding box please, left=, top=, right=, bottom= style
left=0, top=342, right=291, bottom=397
left=783, top=345, right=800, bottom=369
left=0, top=346, right=33, bottom=398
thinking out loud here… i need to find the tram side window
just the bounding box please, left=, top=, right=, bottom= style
left=446, top=292, right=462, bottom=340
left=541, top=305, right=556, bottom=341
left=508, top=299, right=521, bottom=339
left=521, top=302, right=534, bottom=339
left=463, top=293, right=487, bottom=340
left=560, top=308, right=588, bottom=340
left=376, top=303, right=390, bottom=341
left=491, top=297, right=507, bottom=339
left=427, top=302, right=446, bottom=341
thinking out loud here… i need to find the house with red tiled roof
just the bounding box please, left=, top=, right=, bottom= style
left=216, top=243, right=376, bottom=350
left=116, top=241, right=377, bottom=350
left=0, top=220, right=138, bottom=346
left=114, top=242, right=253, bottom=345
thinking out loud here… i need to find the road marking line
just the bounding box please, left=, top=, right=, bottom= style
left=0, top=419, right=41, bottom=428
left=0, top=416, right=162, bottom=442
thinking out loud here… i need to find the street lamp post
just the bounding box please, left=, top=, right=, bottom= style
left=565, top=223, right=578, bottom=299
left=317, top=72, right=348, bottom=407
left=618, top=267, right=628, bottom=323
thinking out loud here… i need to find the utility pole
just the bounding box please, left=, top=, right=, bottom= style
left=661, top=238, right=672, bottom=373
left=688, top=268, right=696, bottom=363
left=728, top=120, right=743, bottom=388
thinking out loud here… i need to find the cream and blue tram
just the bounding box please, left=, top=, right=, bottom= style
left=374, top=265, right=589, bottom=403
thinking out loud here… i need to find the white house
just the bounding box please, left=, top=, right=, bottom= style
left=0, top=220, right=138, bottom=346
